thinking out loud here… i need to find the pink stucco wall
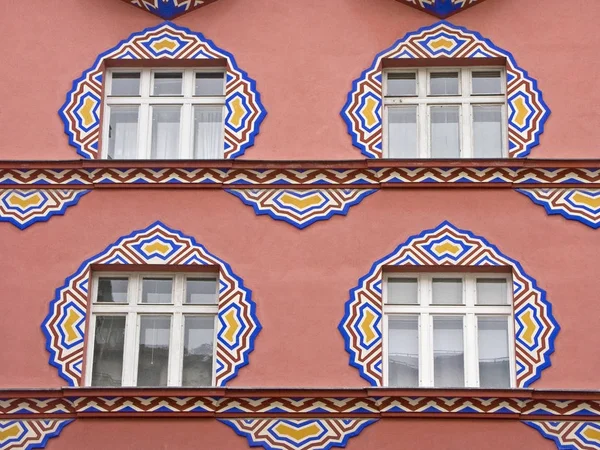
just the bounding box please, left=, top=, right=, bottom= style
left=0, top=187, right=597, bottom=389
left=48, top=418, right=551, bottom=449
left=0, top=0, right=599, bottom=160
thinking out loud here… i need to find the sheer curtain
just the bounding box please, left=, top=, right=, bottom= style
left=108, top=106, right=138, bottom=159
left=194, top=106, right=224, bottom=159
left=151, top=106, right=181, bottom=159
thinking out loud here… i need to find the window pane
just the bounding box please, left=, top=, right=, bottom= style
left=141, top=278, right=173, bottom=304
left=151, top=105, right=181, bottom=159
left=430, top=106, right=460, bottom=158
left=110, top=72, right=140, bottom=96
left=182, top=316, right=215, bottom=386
left=432, top=278, right=463, bottom=304
left=430, top=72, right=459, bottom=95
left=186, top=278, right=218, bottom=304
left=388, top=316, right=419, bottom=387
left=195, top=72, right=225, bottom=96
left=387, top=278, right=418, bottom=304
left=97, top=277, right=128, bottom=303
left=153, top=72, right=183, bottom=96
left=388, top=107, right=417, bottom=158
left=193, top=105, right=224, bottom=159
left=478, top=316, right=510, bottom=388
left=107, top=106, right=139, bottom=159
left=137, top=315, right=171, bottom=387
left=473, top=105, right=503, bottom=158
left=91, top=316, right=126, bottom=387
left=477, top=279, right=509, bottom=305
left=387, top=72, right=416, bottom=96
left=472, top=71, right=502, bottom=95
left=433, top=316, right=465, bottom=387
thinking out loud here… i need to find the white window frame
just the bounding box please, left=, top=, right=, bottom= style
left=85, top=272, right=219, bottom=387
left=383, top=67, right=508, bottom=158
left=101, top=68, right=227, bottom=160
left=382, top=272, right=516, bottom=388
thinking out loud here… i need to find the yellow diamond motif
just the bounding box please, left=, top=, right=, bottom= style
left=151, top=38, right=178, bottom=52
left=360, top=97, right=380, bottom=129
left=142, top=240, right=172, bottom=256
left=273, top=423, right=322, bottom=442
left=279, top=193, right=322, bottom=211
left=581, top=425, right=600, bottom=443
left=429, top=37, right=455, bottom=51
left=7, top=192, right=43, bottom=209
left=78, top=97, right=98, bottom=128
left=432, top=241, right=461, bottom=256
left=0, top=423, right=22, bottom=441
left=222, top=309, right=240, bottom=344
left=512, top=96, right=531, bottom=128
left=229, top=97, right=247, bottom=129
left=572, top=192, right=600, bottom=210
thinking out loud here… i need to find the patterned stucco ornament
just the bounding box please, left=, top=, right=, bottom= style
left=42, top=221, right=261, bottom=386
left=338, top=221, right=559, bottom=387
left=123, top=0, right=220, bottom=19
left=0, top=420, right=72, bottom=450
left=395, top=0, right=487, bottom=18
left=0, top=190, right=89, bottom=230
left=226, top=189, right=377, bottom=229
left=518, top=189, right=600, bottom=229
left=60, top=22, right=266, bottom=160
left=221, top=419, right=377, bottom=450
left=525, top=421, right=600, bottom=450
left=341, top=21, right=550, bottom=159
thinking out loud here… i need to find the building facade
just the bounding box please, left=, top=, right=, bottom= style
left=1, top=0, right=600, bottom=449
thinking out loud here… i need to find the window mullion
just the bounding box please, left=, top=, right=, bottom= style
left=421, top=312, right=433, bottom=387
left=465, top=312, right=478, bottom=387
left=180, top=103, right=192, bottom=160
left=383, top=314, right=389, bottom=386
left=461, top=102, right=471, bottom=158
left=169, top=312, right=183, bottom=387
left=417, top=69, right=428, bottom=158
left=84, top=315, right=97, bottom=386
left=123, top=311, right=138, bottom=386
left=211, top=314, right=219, bottom=386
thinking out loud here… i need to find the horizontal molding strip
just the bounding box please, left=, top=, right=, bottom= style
left=2, top=160, right=600, bottom=188
left=2, top=388, right=600, bottom=420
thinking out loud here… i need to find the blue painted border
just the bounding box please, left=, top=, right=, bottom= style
left=523, top=422, right=579, bottom=450
left=59, top=22, right=267, bottom=160
left=517, top=189, right=600, bottom=229
left=219, top=419, right=378, bottom=450
left=0, top=191, right=90, bottom=230
left=338, top=220, right=560, bottom=387
left=340, top=21, right=551, bottom=159
left=225, top=189, right=378, bottom=229
left=41, top=221, right=261, bottom=386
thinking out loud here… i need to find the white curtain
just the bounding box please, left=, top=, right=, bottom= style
left=194, top=106, right=223, bottom=159
left=151, top=106, right=180, bottom=159
left=108, top=106, right=138, bottom=159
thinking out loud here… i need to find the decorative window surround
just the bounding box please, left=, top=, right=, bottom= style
left=525, top=421, right=600, bottom=450
left=60, top=22, right=266, bottom=160
left=123, top=0, right=221, bottom=19
left=41, top=222, right=261, bottom=387
left=0, top=190, right=89, bottom=230
left=338, top=221, right=559, bottom=387
left=226, top=189, right=377, bottom=229
left=517, top=189, right=600, bottom=230
left=0, top=420, right=72, bottom=450
left=341, top=21, right=550, bottom=159
left=395, top=0, right=487, bottom=18
left=221, top=419, right=377, bottom=450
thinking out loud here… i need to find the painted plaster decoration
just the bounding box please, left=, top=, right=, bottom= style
left=125, top=0, right=220, bottom=19
left=221, top=419, right=377, bottom=450
left=60, top=22, right=266, bottom=160
left=396, top=0, right=485, bottom=18
left=41, top=221, right=261, bottom=387
left=0, top=190, right=89, bottom=230
left=517, top=189, right=600, bottom=229
left=525, top=422, right=600, bottom=450
left=0, top=420, right=72, bottom=450
left=338, top=221, right=559, bottom=387
left=226, top=189, right=377, bottom=229
left=4, top=166, right=600, bottom=186
left=341, top=21, right=550, bottom=159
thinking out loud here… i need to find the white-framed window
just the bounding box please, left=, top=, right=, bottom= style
left=86, top=272, right=219, bottom=387
left=383, top=273, right=515, bottom=388
left=102, top=68, right=226, bottom=160
left=383, top=67, right=507, bottom=159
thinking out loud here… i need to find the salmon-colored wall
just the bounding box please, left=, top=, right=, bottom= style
left=0, top=0, right=599, bottom=160
left=0, top=188, right=598, bottom=389
left=48, top=418, right=552, bottom=450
